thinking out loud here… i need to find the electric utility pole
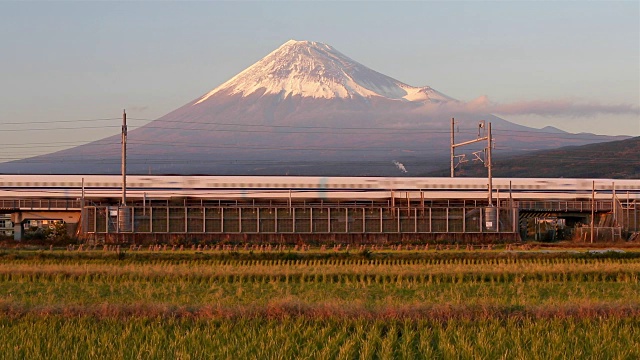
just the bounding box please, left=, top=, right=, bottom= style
left=121, top=109, right=127, bottom=206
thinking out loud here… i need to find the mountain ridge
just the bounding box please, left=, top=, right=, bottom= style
left=426, top=137, right=640, bottom=179
left=0, top=40, right=626, bottom=175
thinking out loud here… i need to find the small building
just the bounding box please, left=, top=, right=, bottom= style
left=0, top=214, right=13, bottom=237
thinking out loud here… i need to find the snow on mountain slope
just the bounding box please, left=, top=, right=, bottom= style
left=194, top=40, right=453, bottom=104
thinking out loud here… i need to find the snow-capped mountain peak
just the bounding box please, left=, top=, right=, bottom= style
left=194, top=40, right=452, bottom=104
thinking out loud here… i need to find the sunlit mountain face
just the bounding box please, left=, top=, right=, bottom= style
left=0, top=40, right=623, bottom=175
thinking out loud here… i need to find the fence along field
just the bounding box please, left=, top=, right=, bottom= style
left=0, top=249, right=638, bottom=359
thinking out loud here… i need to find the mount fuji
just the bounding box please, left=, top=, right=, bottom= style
left=0, top=40, right=623, bottom=175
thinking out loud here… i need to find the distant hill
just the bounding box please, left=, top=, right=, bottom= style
left=427, top=137, right=640, bottom=179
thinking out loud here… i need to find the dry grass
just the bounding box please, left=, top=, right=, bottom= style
left=0, top=300, right=638, bottom=321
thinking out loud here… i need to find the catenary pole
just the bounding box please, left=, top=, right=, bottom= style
left=450, top=118, right=455, bottom=177
left=591, top=180, right=595, bottom=243
left=487, top=122, right=493, bottom=206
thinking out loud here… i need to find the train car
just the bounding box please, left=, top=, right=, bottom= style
left=1, top=175, right=639, bottom=201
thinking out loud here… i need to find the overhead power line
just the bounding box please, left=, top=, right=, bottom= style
left=3, top=114, right=625, bottom=140
left=130, top=117, right=624, bottom=138
left=2, top=117, right=120, bottom=125
left=0, top=152, right=633, bottom=165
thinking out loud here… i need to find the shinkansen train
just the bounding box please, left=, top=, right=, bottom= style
left=1, top=175, right=639, bottom=201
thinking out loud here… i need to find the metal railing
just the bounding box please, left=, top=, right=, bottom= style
left=0, top=199, right=82, bottom=210
left=574, top=227, right=624, bottom=242
left=85, top=205, right=518, bottom=235
left=511, top=200, right=614, bottom=212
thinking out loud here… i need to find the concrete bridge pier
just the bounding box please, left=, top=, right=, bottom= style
left=13, top=222, right=23, bottom=241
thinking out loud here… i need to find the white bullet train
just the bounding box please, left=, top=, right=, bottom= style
left=1, top=175, right=639, bottom=202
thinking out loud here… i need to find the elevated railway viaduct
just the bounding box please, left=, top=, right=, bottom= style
left=1, top=197, right=636, bottom=244
left=1, top=175, right=638, bottom=243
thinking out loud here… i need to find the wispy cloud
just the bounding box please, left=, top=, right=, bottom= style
left=418, top=96, right=639, bottom=117
left=127, top=105, right=149, bottom=113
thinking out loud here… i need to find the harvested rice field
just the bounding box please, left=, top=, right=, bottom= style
left=0, top=248, right=638, bottom=359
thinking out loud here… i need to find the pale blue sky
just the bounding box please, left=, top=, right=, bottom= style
left=1, top=1, right=638, bottom=160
